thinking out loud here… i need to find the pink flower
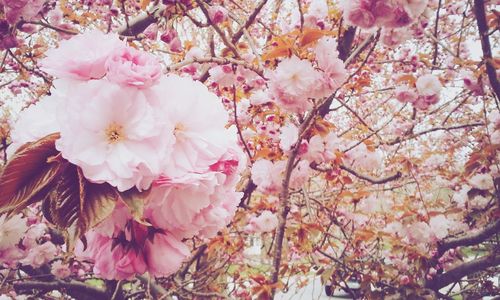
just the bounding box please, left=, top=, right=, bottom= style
left=55, top=79, right=175, bottom=191
left=279, top=124, right=299, bottom=152
left=399, top=275, right=410, bottom=285
left=406, top=221, right=432, bottom=244
left=51, top=261, right=71, bottom=279
left=41, top=30, right=124, bottom=80
left=8, top=95, right=60, bottom=157
left=208, top=5, right=228, bottom=24
left=468, top=173, right=494, bottom=190
left=268, top=56, right=322, bottom=113
left=429, top=215, right=450, bottom=240
left=416, top=74, right=442, bottom=96
left=0, top=214, right=27, bottom=251
left=144, top=233, right=190, bottom=277
left=21, top=242, right=57, bottom=268
left=105, top=46, right=161, bottom=88
left=146, top=168, right=242, bottom=239
left=394, top=85, right=418, bottom=103
left=94, top=240, right=147, bottom=280
left=381, top=28, right=411, bottom=47
left=151, top=75, right=237, bottom=177
left=402, top=0, right=428, bottom=19
left=314, top=37, right=348, bottom=96
left=143, top=23, right=158, bottom=40
left=251, top=159, right=284, bottom=195
left=209, top=64, right=237, bottom=87
left=246, top=211, right=279, bottom=233
left=2, top=0, right=45, bottom=24
left=341, top=0, right=376, bottom=29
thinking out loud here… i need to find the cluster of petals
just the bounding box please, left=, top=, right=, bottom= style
left=251, top=159, right=310, bottom=195
left=1, top=0, right=46, bottom=24
left=340, top=0, right=429, bottom=29
left=0, top=215, right=58, bottom=269
left=395, top=74, right=442, bottom=110
left=10, top=30, right=244, bottom=279
left=266, top=37, right=347, bottom=114
left=245, top=210, right=279, bottom=233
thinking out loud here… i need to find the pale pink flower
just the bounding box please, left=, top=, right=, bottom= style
left=0, top=214, right=27, bottom=251
left=381, top=27, right=411, bottom=47
left=429, top=215, right=450, bottom=240
left=315, top=37, right=339, bottom=66
left=146, top=165, right=242, bottom=240
left=41, top=30, right=124, bottom=80
left=303, top=135, right=325, bottom=163
left=268, top=56, right=322, bottom=113
left=105, top=46, right=162, bottom=88
left=406, top=221, right=432, bottom=244
left=402, top=0, right=429, bottom=18
left=304, top=0, right=329, bottom=27
left=249, top=89, right=271, bottom=106
left=8, top=96, right=60, bottom=157
left=47, top=7, right=64, bottom=25
left=21, top=242, right=57, bottom=268
left=314, top=39, right=348, bottom=97
left=344, top=143, right=383, bottom=171
left=246, top=211, right=278, bottom=233
left=416, top=74, right=442, bottom=96
left=209, top=64, right=238, bottom=87
left=251, top=159, right=284, bottom=195
left=56, top=79, right=175, bottom=191
left=51, top=260, right=71, bottom=279
left=468, top=173, right=494, bottom=190
left=290, top=160, right=311, bottom=189
left=151, top=75, right=236, bottom=177
left=279, top=124, right=299, bottom=152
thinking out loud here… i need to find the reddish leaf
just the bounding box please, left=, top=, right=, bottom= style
left=0, top=133, right=61, bottom=214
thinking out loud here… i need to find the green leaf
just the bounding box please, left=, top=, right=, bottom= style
left=119, top=187, right=151, bottom=225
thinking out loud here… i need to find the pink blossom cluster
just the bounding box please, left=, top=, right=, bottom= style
left=10, top=30, right=245, bottom=279
left=395, top=74, right=442, bottom=110
left=266, top=37, right=348, bottom=114
left=0, top=213, right=59, bottom=270
left=340, top=0, right=429, bottom=29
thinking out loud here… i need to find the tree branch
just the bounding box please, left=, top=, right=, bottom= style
left=426, top=253, right=500, bottom=290
left=231, top=0, right=268, bottom=44
left=438, top=219, right=500, bottom=255
left=473, top=0, right=500, bottom=99
left=339, top=165, right=402, bottom=184
left=14, top=279, right=107, bottom=300
left=118, top=4, right=166, bottom=36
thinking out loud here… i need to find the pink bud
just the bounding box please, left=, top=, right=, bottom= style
left=208, top=5, right=228, bottom=24
left=399, top=275, right=410, bottom=285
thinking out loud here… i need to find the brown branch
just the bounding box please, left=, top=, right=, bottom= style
left=195, top=0, right=241, bottom=59
left=14, top=279, right=107, bottom=300
left=231, top=0, right=268, bottom=44
left=385, top=122, right=484, bottom=145
left=118, top=4, right=166, bottom=36
left=474, top=0, right=500, bottom=99
left=339, top=165, right=402, bottom=185
left=426, top=253, right=500, bottom=290
left=432, top=0, right=442, bottom=68
left=438, top=219, right=500, bottom=255
left=166, top=56, right=265, bottom=78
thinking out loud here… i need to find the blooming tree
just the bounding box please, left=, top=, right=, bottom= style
left=0, top=0, right=499, bottom=299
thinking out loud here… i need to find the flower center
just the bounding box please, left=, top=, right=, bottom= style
left=105, top=123, right=124, bottom=144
